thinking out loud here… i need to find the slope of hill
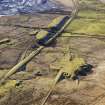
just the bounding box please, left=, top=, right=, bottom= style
left=0, top=0, right=105, bottom=105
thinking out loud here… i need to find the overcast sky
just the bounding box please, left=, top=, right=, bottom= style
left=0, top=0, right=62, bottom=15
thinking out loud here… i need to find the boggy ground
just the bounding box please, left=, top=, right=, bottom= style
left=0, top=0, right=105, bottom=105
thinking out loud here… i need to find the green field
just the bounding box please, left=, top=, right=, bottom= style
left=64, top=0, right=105, bottom=36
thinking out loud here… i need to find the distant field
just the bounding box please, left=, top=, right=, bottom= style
left=64, top=0, right=105, bottom=36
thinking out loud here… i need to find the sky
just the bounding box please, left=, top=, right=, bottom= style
left=0, top=0, right=62, bottom=15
